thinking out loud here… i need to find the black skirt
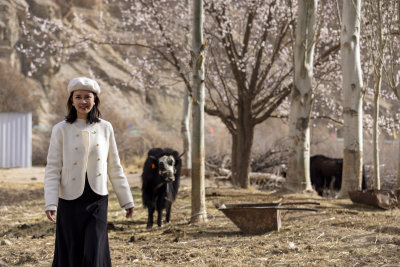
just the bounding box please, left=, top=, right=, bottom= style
left=52, top=175, right=111, bottom=267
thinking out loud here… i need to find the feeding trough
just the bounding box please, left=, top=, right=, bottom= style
left=349, top=189, right=400, bottom=209
left=216, top=202, right=319, bottom=234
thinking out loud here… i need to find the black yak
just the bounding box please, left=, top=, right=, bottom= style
left=310, top=154, right=367, bottom=196
left=141, top=148, right=182, bottom=228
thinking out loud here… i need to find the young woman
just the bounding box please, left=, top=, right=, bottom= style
left=44, top=77, right=134, bottom=267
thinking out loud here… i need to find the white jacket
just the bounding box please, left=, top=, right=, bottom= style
left=44, top=119, right=134, bottom=210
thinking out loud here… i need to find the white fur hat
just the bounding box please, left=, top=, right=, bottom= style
left=67, top=77, right=101, bottom=95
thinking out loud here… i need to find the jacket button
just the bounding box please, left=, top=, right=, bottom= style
left=76, top=134, right=79, bottom=137
left=93, top=131, right=96, bottom=134
left=96, top=144, right=99, bottom=147
left=74, top=147, right=78, bottom=150
left=72, top=178, right=76, bottom=181
left=98, top=173, right=101, bottom=176
left=97, top=158, right=100, bottom=161
left=73, top=162, right=77, bottom=165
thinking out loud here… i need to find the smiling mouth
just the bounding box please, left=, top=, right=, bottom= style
left=78, top=105, right=90, bottom=110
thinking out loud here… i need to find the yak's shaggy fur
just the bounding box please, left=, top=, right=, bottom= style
left=310, top=154, right=367, bottom=196
left=141, top=147, right=182, bottom=228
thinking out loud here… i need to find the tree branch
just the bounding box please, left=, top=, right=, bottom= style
left=256, top=20, right=291, bottom=95
left=253, top=85, right=292, bottom=125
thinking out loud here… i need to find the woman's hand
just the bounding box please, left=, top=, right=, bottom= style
left=45, top=210, right=57, bottom=222
left=125, top=207, right=134, bottom=218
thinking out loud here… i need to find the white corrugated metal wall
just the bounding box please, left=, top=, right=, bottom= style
left=0, top=113, right=32, bottom=168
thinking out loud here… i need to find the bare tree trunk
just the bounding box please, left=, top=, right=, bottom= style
left=286, top=0, right=318, bottom=193
left=230, top=134, right=239, bottom=186
left=338, top=0, right=364, bottom=198
left=229, top=97, right=254, bottom=189
left=373, top=64, right=382, bottom=190
left=370, top=0, right=383, bottom=190
left=231, top=122, right=254, bottom=189
left=191, top=0, right=207, bottom=223
left=181, top=86, right=192, bottom=176
left=181, top=0, right=192, bottom=177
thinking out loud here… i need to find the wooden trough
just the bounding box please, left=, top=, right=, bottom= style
left=216, top=202, right=319, bottom=234
left=349, top=189, right=400, bottom=209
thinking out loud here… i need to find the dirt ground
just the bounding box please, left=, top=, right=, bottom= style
left=0, top=167, right=399, bottom=267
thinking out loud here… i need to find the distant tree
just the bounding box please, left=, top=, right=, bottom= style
left=338, top=0, right=364, bottom=197
left=286, top=0, right=318, bottom=192
left=191, top=0, right=208, bottom=223
left=203, top=0, right=294, bottom=188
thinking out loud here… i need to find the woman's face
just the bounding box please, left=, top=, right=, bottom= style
left=72, top=90, right=95, bottom=119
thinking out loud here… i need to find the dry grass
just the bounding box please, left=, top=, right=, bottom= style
left=0, top=174, right=400, bottom=267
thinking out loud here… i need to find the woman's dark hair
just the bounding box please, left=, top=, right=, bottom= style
left=65, top=91, right=101, bottom=124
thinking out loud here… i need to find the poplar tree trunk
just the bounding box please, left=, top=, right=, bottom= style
left=338, top=0, right=364, bottom=198
left=372, top=54, right=382, bottom=190
left=181, top=0, right=192, bottom=177
left=286, top=0, right=318, bottom=192
left=372, top=74, right=381, bottom=190
left=372, top=0, right=383, bottom=190
left=191, top=0, right=207, bottom=223
left=181, top=88, right=192, bottom=176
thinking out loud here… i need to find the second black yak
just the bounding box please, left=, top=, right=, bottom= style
left=310, top=154, right=367, bottom=196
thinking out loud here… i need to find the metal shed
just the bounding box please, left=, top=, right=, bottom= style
left=0, top=112, right=32, bottom=168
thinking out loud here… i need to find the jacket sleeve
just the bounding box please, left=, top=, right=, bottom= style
left=107, top=124, right=134, bottom=208
left=44, top=124, right=62, bottom=210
